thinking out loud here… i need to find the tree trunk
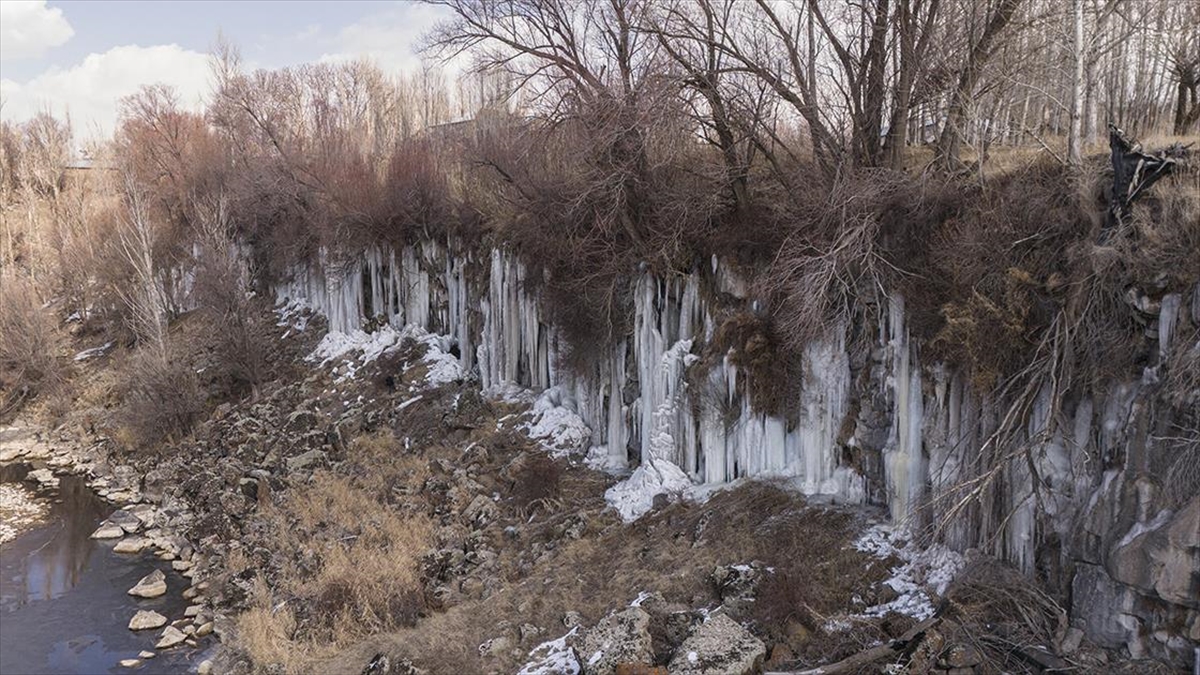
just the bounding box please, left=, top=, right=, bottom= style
left=1068, top=0, right=1085, bottom=168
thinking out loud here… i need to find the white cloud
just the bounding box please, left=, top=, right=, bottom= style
left=0, top=0, right=74, bottom=61
left=1, top=44, right=210, bottom=138
left=318, top=3, right=450, bottom=75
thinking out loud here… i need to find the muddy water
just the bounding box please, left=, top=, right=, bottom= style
left=0, top=468, right=197, bottom=674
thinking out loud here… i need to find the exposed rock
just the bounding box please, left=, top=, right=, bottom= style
left=198, top=660, right=213, bottom=675
left=939, top=643, right=983, bottom=669
left=286, top=449, right=326, bottom=473
left=478, top=635, right=513, bottom=658
left=128, top=569, right=167, bottom=598
left=107, top=509, right=142, bottom=533
left=667, top=615, right=765, bottom=675
left=564, top=611, right=584, bottom=628
left=710, top=563, right=767, bottom=612
left=113, top=536, right=152, bottom=554
left=27, top=468, right=59, bottom=488
left=196, top=621, right=215, bottom=637
left=138, top=651, right=155, bottom=659
left=574, top=608, right=653, bottom=675
left=462, top=494, right=498, bottom=527
left=118, top=659, right=141, bottom=668
left=156, top=625, right=187, bottom=649
left=90, top=521, right=125, bottom=539
left=129, top=610, right=168, bottom=631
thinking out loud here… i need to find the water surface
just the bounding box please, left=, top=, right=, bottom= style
left=1, top=470, right=197, bottom=675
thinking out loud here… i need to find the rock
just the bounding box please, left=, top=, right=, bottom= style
left=198, top=660, right=213, bottom=675
left=1059, top=627, right=1085, bottom=655
left=113, top=536, right=152, bottom=554
left=107, top=509, right=142, bottom=533
left=940, top=643, right=983, bottom=669
left=185, top=604, right=203, bottom=617
left=28, top=468, right=59, bottom=488
left=90, top=521, right=126, bottom=539
left=564, top=611, right=584, bottom=628
left=574, top=608, right=654, bottom=675
left=155, top=626, right=187, bottom=649
left=196, top=621, right=214, bottom=637
left=118, top=659, right=141, bottom=668
left=763, top=644, right=795, bottom=671
left=667, top=615, right=765, bottom=675
left=478, top=635, right=513, bottom=658
left=129, top=610, right=168, bottom=630
left=520, top=623, right=543, bottom=643
left=462, top=494, right=498, bottom=527
left=128, top=569, right=167, bottom=598
left=711, top=563, right=766, bottom=612
left=286, top=449, right=326, bottom=473
left=138, top=651, right=155, bottom=659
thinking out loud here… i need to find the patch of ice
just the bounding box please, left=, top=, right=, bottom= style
left=1116, top=509, right=1172, bottom=548
left=854, top=524, right=964, bottom=621
left=522, top=387, right=592, bottom=456
left=516, top=628, right=580, bottom=675
left=604, top=458, right=694, bottom=522
left=584, top=445, right=628, bottom=473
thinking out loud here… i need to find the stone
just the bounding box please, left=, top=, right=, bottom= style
left=113, top=536, right=152, bottom=554
left=763, top=644, right=795, bottom=671
left=198, top=660, right=213, bottom=675
left=1059, top=627, right=1085, bottom=655
left=574, top=608, right=654, bottom=675
left=941, top=644, right=983, bottom=669
left=185, top=604, right=202, bottom=617
left=196, top=621, right=215, bottom=637
left=463, top=494, right=498, bottom=527
left=519, top=623, right=543, bottom=643
left=128, top=569, right=167, bottom=598
left=90, top=521, right=126, bottom=539
left=286, top=449, right=326, bottom=473
left=129, top=610, right=168, bottom=631
left=667, top=615, right=765, bottom=675
left=563, top=611, right=584, bottom=628
left=118, top=659, right=141, bottom=668
left=138, top=651, right=155, bottom=659
left=107, top=509, right=142, bottom=533
left=28, top=468, right=59, bottom=487
left=155, top=626, right=187, bottom=649
left=478, top=635, right=513, bottom=658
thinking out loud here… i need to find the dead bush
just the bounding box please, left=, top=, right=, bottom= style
left=510, top=453, right=564, bottom=514
left=0, top=276, right=68, bottom=414
left=118, top=349, right=203, bottom=447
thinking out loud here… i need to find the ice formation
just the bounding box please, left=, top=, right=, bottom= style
left=276, top=240, right=1156, bottom=577
left=604, top=458, right=694, bottom=522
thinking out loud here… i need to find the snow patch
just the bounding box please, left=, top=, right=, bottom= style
left=307, top=324, right=463, bottom=386
left=854, top=524, right=964, bottom=621
left=517, top=628, right=581, bottom=675
left=604, top=458, right=694, bottom=522
left=73, top=341, right=115, bottom=362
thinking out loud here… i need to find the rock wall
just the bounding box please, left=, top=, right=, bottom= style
left=274, top=242, right=1198, bottom=667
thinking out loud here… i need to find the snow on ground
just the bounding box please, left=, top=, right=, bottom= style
left=521, top=388, right=592, bottom=456
left=0, top=483, right=48, bottom=545
left=516, top=628, right=580, bottom=675
left=73, top=341, right=115, bottom=362
left=307, top=324, right=464, bottom=386
left=854, top=524, right=965, bottom=621
left=604, top=458, right=694, bottom=522
left=275, top=299, right=311, bottom=333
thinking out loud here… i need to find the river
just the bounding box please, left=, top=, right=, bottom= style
left=0, top=465, right=201, bottom=674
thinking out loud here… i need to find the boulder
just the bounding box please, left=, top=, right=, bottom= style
left=113, top=536, right=152, bottom=554
left=286, top=449, right=326, bottom=473
left=574, top=608, right=654, bottom=675
left=128, top=569, right=167, bottom=598
left=156, top=626, right=187, bottom=649
left=129, top=610, right=168, bottom=631
left=667, top=615, right=765, bottom=675
left=90, top=521, right=125, bottom=539
left=107, top=509, right=142, bottom=534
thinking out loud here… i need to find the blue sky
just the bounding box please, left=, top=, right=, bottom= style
left=1, top=0, right=451, bottom=137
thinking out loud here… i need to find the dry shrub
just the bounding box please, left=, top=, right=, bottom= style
left=0, top=276, right=67, bottom=413
left=942, top=557, right=1068, bottom=671
left=510, top=453, right=564, bottom=514
left=239, top=471, right=432, bottom=672
left=705, top=311, right=798, bottom=418
left=118, top=349, right=203, bottom=448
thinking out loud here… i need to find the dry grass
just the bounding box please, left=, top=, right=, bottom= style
left=117, top=347, right=204, bottom=448
left=303, top=482, right=884, bottom=675
left=237, top=456, right=433, bottom=673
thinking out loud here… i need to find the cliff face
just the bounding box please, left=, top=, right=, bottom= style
left=277, top=241, right=1198, bottom=667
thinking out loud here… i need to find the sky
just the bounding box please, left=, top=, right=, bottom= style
left=0, top=0, right=451, bottom=139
